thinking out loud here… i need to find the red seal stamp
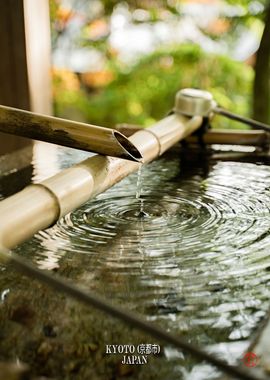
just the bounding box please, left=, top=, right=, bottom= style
left=242, top=352, right=259, bottom=368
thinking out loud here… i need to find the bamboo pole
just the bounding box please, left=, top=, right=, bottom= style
left=0, top=104, right=142, bottom=161
left=0, top=114, right=202, bottom=249
left=186, top=129, right=268, bottom=146
left=117, top=124, right=268, bottom=146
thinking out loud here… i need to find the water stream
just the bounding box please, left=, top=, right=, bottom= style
left=1, top=144, right=270, bottom=379
left=135, top=164, right=147, bottom=218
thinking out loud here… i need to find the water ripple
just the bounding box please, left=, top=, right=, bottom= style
left=20, top=154, right=270, bottom=351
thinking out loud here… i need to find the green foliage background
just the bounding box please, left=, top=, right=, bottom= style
left=54, top=44, right=253, bottom=129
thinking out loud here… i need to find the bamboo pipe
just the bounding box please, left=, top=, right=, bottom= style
left=0, top=104, right=142, bottom=161
left=117, top=124, right=268, bottom=146
left=186, top=129, right=269, bottom=146
left=0, top=114, right=202, bottom=249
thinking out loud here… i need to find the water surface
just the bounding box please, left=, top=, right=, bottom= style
left=1, top=143, right=270, bottom=379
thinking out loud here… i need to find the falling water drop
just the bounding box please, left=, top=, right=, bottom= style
left=136, top=210, right=148, bottom=218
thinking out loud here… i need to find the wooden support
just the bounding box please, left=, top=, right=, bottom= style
left=0, top=0, right=52, bottom=156
left=23, top=0, right=52, bottom=115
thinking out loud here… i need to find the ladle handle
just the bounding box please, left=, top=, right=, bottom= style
left=214, top=106, right=270, bottom=132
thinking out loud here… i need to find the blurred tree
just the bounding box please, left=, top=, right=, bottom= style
left=224, top=0, right=270, bottom=123
left=54, top=45, right=252, bottom=129
left=50, top=0, right=268, bottom=126
left=253, top=5, right=270, bottom=123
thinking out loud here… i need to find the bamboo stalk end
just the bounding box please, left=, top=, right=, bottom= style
left=113, top=131, right=143, bottom=162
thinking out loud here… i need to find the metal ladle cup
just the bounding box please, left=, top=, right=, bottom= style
left=174, top=88, right=270, bottom=132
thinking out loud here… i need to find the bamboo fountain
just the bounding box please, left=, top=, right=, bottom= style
left=0, top=89, right=268, bottom=380
left=0, top=92, right=204, bottom=250
left=1, top=88, right=268, bottom=250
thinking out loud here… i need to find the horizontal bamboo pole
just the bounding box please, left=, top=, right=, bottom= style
left=0, top=114, right=202, bottom=249
left=117, top=124, right=268, bottom=146
left=0, top=104, right=142, bottom=161
left=187, top=129, right=268, bottom=146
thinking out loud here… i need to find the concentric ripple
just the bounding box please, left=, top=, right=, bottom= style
left=14, top=151, right=270, bottom=366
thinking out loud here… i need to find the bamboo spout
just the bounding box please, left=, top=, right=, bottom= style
left=0, top=113, right=202, bottom=249
left=0, top=104, right=142, bottom=161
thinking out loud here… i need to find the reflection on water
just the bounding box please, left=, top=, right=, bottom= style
left=1, top=143, right=270, bottom=378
